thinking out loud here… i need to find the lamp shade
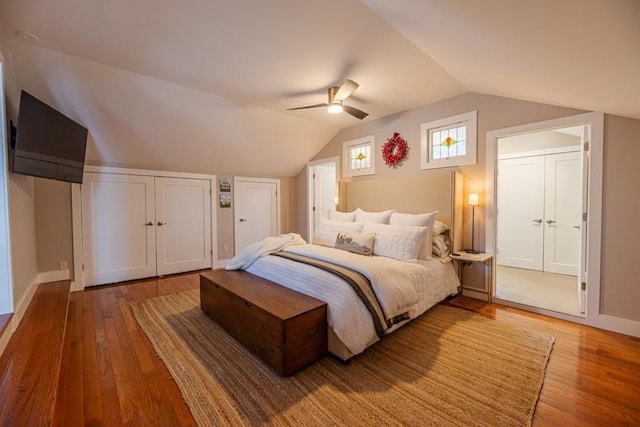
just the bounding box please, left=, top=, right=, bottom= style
left=468, top=193, right=479, bottom=206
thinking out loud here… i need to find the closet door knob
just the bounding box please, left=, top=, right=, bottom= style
left=533, top=219, right=542, bottom=224
left=145, top=221, right=154, bottom=226
left=239, top=218, right=247, bottom=222
left=157, top=221, right=166, bottom=226
left=546, top=219, right=556, bottom=224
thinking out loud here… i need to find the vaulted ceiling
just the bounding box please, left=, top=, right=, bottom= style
left=1, top=0, right=638, bottom=176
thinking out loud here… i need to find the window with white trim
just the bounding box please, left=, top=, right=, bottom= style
left=343, top=135, right=375, bottom=177
left=421, top=111, right=477, bottom=169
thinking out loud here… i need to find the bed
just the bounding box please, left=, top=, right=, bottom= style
left=227, top=170, right=464, bottom=360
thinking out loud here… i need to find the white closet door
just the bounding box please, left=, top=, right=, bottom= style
left=234, top=177, right=279, bottom=253
left=82, top=173, right=156, bottom=286
left=311, top=165, right=336, bottom=241
left=155, top=177, right=212, bottom=275
left=544, top=151, right=581, bottom=275
left=497, top=156, right=545, bottom=270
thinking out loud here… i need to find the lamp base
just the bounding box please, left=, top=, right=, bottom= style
left=464, top=249, right=481, bottom=254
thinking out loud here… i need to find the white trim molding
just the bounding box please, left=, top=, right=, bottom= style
left=37, top=269, right=71, bottom=283
left=487, top=112, right=639, bottom=338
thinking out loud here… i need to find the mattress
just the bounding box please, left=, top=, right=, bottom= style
left=245, top=244, right=459, bottom=358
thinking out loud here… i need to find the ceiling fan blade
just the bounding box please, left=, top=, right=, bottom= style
left=343, top=105, right=369, bottom=120
left=334, top=79, right=359, bottom=102
left=287, top=103, right=327, bottom=111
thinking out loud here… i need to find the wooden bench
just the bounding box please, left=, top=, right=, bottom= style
left=200, top=269, right=327, bottom=376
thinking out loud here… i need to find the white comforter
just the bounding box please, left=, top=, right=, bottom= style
left=241, top=243, right=458, bottom=355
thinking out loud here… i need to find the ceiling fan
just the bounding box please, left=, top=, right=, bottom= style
left=287, top=79, right=369, bottom=120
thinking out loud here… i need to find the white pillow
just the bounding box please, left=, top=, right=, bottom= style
left=432, top=234, right=451, bottom=258
left=355, top=208, right=394, bottom=224
left=433, top=220, right=449, bottom=235
left=362, top=222, right=423, bottom=263
left=334, top=231, right=375, bottom=256
left=389, top=211, right=438, bottom=259
left=327, top=209, right=356, bottom=222
left=313, top=218, right=363, bottom=247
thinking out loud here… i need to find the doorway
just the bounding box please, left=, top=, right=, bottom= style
left=307, top=158, right=337, bottom=242
left=495, top=126, right=586, bottom=316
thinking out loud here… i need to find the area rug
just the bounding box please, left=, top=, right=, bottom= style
left=132, top=290, right=554, bottom=426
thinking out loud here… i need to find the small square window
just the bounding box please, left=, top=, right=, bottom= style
left=343, top=135, right=375, bottom=177
left=421, top=111, right=477, bottom=170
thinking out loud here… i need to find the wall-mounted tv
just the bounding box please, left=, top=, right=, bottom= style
left=11, top=90, right=88, bottom=184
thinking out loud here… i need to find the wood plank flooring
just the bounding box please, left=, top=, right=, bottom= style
left=1, top=272, right=639, bottom=426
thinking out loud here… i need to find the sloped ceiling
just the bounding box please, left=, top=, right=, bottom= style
left=0, top=0, right=638, bottom=177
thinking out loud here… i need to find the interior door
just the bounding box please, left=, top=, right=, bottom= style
left=579, top=128, right=590, bottom=313
left=544, top=151, right=582, bottom=275
left=82, top=173, right=156, bottom=286
left=155, top=177, right=212, bottom=276
left=497, top=156, right=545, bottom=270
left=310, top=164, right=336, bottom=241
left=234, top=178, right=279, bottom=253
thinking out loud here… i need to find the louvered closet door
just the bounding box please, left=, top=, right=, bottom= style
left=82, top=173, right=157, bottom=286
left=155, top=177, right=212, bottom=275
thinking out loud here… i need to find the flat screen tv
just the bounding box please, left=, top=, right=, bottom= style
left=11, top=90, right=88, bottom=184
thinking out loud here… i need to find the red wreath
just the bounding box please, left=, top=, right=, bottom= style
left=382, top=132, right=409, bottom=168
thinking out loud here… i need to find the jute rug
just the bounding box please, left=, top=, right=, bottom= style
left=132, top=290, right=553, bottom=426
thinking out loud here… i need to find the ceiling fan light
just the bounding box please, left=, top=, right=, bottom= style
left=328, top=102, right=343, bottom=114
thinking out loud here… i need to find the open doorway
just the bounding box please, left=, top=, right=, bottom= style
left=307, top=158, right=338, bottom=242
left=495, top=126, right=587, bottom=317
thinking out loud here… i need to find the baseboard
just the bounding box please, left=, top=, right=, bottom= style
left=590, top=314, right=640, bottom=338
left=0, top=275, right=39, bottom=358
left=213, top=259, right=227, bottom=269
left=37, top=269, right=70, bottom=283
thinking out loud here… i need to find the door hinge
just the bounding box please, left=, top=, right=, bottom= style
left=210, top=249, right=213, bottom=255
left=313, top=173, right=316, bottom=179
left=209, top=189, right=212, bottom=195
left=582, top=212, right=588, bottom=222
left=584, top=142, right=590, bottom=152
left=82, top=263, right=85, bottom=271
left=312, top=206, right=316, bottom=212
left=581, top=282, right=586, bottom=291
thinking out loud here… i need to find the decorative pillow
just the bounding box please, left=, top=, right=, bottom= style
left=313, top=218, right=363, bottom=247
left=362, top=222, right=423, bottom=263
left=354, top=208, right=395, bottom=224
left=389, top=211, right=438, bottom=259
left=432, top=234, right=451, bottom=258
left=433, top=220, right=449, bottom=235
left=327, top=209, right=356, bottom=222
left=334, top=231, right=375, bottom=256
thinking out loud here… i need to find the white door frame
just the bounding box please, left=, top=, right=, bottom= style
left=71, top=165, right=217, bottom=291
left=0, top=54, right=13, bottom=314
left=487, top=112, right=612, bottom=327
left=233, top=176, right=281, bottom=252
left=306, top=157, right=338, bottom=242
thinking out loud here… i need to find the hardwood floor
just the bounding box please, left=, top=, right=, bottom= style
left=1, top=271, right=639, bottom=426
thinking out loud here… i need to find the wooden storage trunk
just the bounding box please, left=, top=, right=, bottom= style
left=200, top=269, right=327, bottom=376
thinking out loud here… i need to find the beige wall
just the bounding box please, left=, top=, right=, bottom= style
left=34, top=179, right=73, bottom=273
left=2, top=42, right=40, bottom=310
left=305, top=93, right=585, bottom=250
left=7, top=174, right=39, bottom=307
left=301, top=92, right=640, bottom=324
left=600, top=115, right=640, bottom=321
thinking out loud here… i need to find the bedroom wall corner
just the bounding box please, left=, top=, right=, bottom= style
left=600, top=114, right=640, bottom=322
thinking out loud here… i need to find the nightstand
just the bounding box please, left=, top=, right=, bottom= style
left=451, top=252, right=493, bottom=303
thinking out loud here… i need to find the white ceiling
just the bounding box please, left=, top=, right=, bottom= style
left=0, top=0, right=638, bottom=176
